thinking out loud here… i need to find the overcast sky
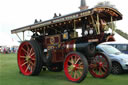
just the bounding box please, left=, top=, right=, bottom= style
left=0, top=0, right=128, bottom=41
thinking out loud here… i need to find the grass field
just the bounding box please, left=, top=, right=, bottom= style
left=0, top=53, right=128, bottom=85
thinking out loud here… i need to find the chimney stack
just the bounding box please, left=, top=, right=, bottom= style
left=79, top=0, right=88, bottom=11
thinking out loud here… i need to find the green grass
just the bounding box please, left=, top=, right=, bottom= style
left=0, top=53, right=128, bottom=85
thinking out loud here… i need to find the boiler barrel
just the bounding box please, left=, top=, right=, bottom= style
left=65, top=42, right=96, bottom=57
left=75, top=43, right=96, bottom=57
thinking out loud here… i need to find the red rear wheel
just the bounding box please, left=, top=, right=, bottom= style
left=18, top=40, right=42, bottom=76
left=64, top=52, right=88, bottom=83
left=89, top=52, right=111, bottom=78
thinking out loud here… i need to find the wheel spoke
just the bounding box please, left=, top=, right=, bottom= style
left=26, top=44, right=30, bottom=56
left=68, top=69, right=72, bottom=72
left=30, top=65, right=33, bottom=72
left=98, top=68, right=101, bottom=75
left=25, top=64, right=30, bottom=72
left=77, top=65, right=84, bottom=70
left=30, top=52, right=35, bottom=57
left=74, top=56, right=77, bottom=61
left=21, top=62, right=28, bottom=67
left=89, top=64, right=97, bottom=69
left=28, top=48, right=33, bottom=56
left=21, top=47, right=27, bottom=54
left=75, top=57, right=80, bottom=64
left=30, top=61, right=35, bottom=66
left=102, top=66, right=107, bottom=72
left=27, top=44, right=30, bottom=51
left=79, top=62, right=83, bottom=65
left=70, top=71, right=73, bottom=76
left=103, top=64, right=108, bottom=68
left=78, top=69, right=83, bottom=75
left=99, top=67, right=104, bottom=75
left=20, top=56, right=26, bottom=58
left=76, top=71, right=80, bottom=78
left=74, top=70, right=77, bottom=79
left=31, top=58, right=36, bottom=61
left=70, top=56, right=74, bottom=64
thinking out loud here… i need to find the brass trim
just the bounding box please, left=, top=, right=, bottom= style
left=73, top=44, right=76, bottom=51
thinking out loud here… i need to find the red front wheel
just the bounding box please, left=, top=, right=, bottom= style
left=89, top=52, right=112, bottom=78
left=64, top=52, right=88, bottom=83
left=17, top=40, right=43, bottom=76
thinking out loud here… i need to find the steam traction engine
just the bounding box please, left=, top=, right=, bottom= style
left=11, top=5, right=122, bottom=83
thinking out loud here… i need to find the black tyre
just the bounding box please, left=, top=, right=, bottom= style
left=64, top=51, right=88, bottom=83
left=17, top=40, right=43, bottom=76
left=111, top=62, right=123, bottom=74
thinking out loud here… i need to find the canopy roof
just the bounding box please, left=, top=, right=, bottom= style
left=11, top=6, right=122, bottom=34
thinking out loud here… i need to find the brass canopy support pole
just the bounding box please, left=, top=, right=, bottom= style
left=111, top=16, right=114, bottom=34
left=96, top=14, right=100, bottom=34
left=91, top=15, right=97, bottom=34
left=16, top=33, right=22, bottom=41
left=74, top=20, right=77, bottom=37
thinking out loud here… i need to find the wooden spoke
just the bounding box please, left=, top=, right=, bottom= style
left=68, top=69, right=72, bottom=73
left=77, top=65, right=84, bottom=70
left=25, top=64, right=30, bottom=72
left=30, top=65, right=33, bottom=72
left=30, top=52, right=35, bottom=57
left=26, top=45, right=30, bottom=56
left=99, top=67, right=104, bottom=75
left=93, top=67, right=98, bottom=73
left=70, top=57, right=74, bottom=64
left=21, top=47, right=27, bottom=54
left=78, top=69, right=83, bottom=75
left=20, top=56, right=26, bottom=58
left=74, top=71, right=77, bottom=79
left=76, top=71, right=80, bottom=78
left=21, top=62, right=28, bottom=67
left=79, top=62, right=83, bottom=65
left=31, top=58, right=35, bottom=61
left=74, top=56, right=77, bottom=61
left=30, top=61, right=35, bottom=66
left=102, top=66, right=107, bottom=72
left=26, top=44, right=30, bottom=52
left=28, top=48, right=33, bottom=56
left=70, top=71, right=73, bottom=76
left=90, top=64, right=97, bottom=68
left=75, top=57, right=80, bottom=64
left=103, top=63, right=108, bottom=67
left=68, top=60, right=72, bottom=64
